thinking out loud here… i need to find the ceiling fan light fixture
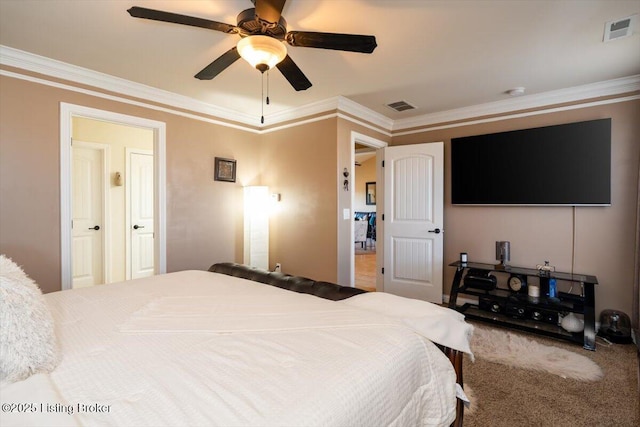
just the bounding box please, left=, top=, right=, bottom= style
left=237, top=35, right=287, bottom=72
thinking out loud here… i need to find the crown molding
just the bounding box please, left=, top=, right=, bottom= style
left=265, top=96, right=340, bottom=124
left=0, top=45, right=393, bottom=132
left=392, top=75, right=640, bottom=132
left=254, top=96, right=393, bottom=132
left=336, top=96, right=394, bottom=131
left=0, top=45, right=257, bottom=126
left=2, top=45, right=638, bottom=135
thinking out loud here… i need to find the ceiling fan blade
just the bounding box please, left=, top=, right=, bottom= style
left=286, top=31, right=377, bottom=53
left=254, top=0, right=287, bottom=24
left=195, top=47, right=241, bottom=80
left=127, top=6, right=237, bottom=34
left=276, top=55, right=312, bottom=91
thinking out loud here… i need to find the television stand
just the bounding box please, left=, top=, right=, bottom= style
left=448, top=261, right=598, bottom=350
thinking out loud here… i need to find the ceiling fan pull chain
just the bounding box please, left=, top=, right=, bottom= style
left=266, top=71, right=270, bottom=105
left=261, top=72, right=265, bottom=124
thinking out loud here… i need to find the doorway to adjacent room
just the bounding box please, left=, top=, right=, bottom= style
left=354, top=145, right=377, bottom=291
left=60, top=103, right=167, bottom=290
left=350, top=132, right=386, bottom=291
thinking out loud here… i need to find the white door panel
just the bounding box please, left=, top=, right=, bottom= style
left=384, top=142, right=444, bottom=303
left=128, top=150, right=155, bottom=279
left=72, top=143, right=104, bottom=288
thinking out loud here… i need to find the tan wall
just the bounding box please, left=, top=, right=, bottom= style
left=391, top=100, right=640, bottom=317
left=260, top=119, right=339, bottom=282
left=73, top=118, right=154, bottom=283
left=1, top=71, right=638, bottom=319
left=0, top=74, right=259, bottom=293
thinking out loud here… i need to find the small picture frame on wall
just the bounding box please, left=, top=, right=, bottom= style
left=366, top=181, right=376, bottom=205
left=214, top=157, right=237, bottom=183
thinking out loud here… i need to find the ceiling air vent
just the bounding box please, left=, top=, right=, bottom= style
left=385, top=100, right=416, bottom=112
left=603, top=14, right=637, bottom=42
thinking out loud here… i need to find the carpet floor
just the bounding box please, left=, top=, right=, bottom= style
left=463, top=323, right=639, bottom=426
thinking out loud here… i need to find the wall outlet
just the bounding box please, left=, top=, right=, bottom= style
left=274, top=263, right=282, bottom=272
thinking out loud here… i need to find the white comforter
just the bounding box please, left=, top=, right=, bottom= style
left=2, top=270, right=472, bottom=427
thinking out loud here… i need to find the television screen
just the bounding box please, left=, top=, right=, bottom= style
left=451, top=119, right=611, bottom=206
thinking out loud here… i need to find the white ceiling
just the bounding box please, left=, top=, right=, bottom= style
left=1, top=0, right=639, bottom=124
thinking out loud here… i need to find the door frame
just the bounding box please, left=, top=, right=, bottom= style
left=125, top=148, right=154, bottom=280
left=72, top=140, right=111, bottom=286
left=349, top=132, right=387, bottom=288
left=60, top=103, right=167, bottom=290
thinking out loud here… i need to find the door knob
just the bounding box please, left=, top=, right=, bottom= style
left=89, top=225, right=100, bottom=231
left=133, top=225, right=145, bottom=230
left=428, top=228, right=442, bottom=234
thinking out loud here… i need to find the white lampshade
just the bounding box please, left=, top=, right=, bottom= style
left=243, top=186, right=269, bottom=270
left=237, top=35, right=287, bottom=72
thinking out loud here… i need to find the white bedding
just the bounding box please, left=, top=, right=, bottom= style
left=1, top=270, right=470, bottom=427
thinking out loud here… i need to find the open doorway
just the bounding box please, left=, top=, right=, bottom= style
left=71, top=118, right=154, bottom=288
left=353, top=145, right=377, bottom=291
left=60, top=103, right=166, bottom=290
left=349, top=132, right=387, bottom=291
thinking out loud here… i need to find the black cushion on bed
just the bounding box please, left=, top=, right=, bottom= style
left=208, top=262, right=367, bottom=301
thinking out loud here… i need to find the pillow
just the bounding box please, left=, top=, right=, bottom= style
left=0, top=255, right=59, bottom=385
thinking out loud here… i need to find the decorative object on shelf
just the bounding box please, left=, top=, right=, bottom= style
left=507, top=274, right=527, bottom=293
left=527, top=282, right=540, bottom=303
left=460, top=252, right=468, bottom=266
left=536, top=260, right=555, bottom=273
left=214, top=157, right=237, bottom=182
left=548, top=277, right=558, bottom=299
left=536, top=260, right=555, bottom=296
left=598, top=310, right=632, bottom=343
left=495, top=241, right=510, bottom=269
left=561, top=312, right=585, bottom=333
left=463, top=269, right=497, bottom=291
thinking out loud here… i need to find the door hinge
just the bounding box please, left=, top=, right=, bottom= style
left=382, top=160, right=385, bottom=167
left=381, top=267, right=385, bottom=274
left=382, top=213, right=385, bottom=221
left=71, top=220, right=73, bottom=229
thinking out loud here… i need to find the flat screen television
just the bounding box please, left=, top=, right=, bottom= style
left=451, top=118, right=611, bottom=206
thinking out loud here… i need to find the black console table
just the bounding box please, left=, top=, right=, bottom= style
left=448, top=261, right=597, bottom=350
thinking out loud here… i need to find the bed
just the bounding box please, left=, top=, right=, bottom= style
left=0, top=260, right=472, bottom=427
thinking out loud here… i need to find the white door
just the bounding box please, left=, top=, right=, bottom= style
left=128, top=150, right=155, bottom=279
left=383, top=142, right=444, bottom=303
left=72, top=143, right=105, bottom=288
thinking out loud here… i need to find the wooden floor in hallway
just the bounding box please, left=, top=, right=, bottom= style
left=355, top=251, right=376, bottom=292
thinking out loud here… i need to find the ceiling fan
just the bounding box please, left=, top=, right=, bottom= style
left=127, top=0, right=378, bottom=92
